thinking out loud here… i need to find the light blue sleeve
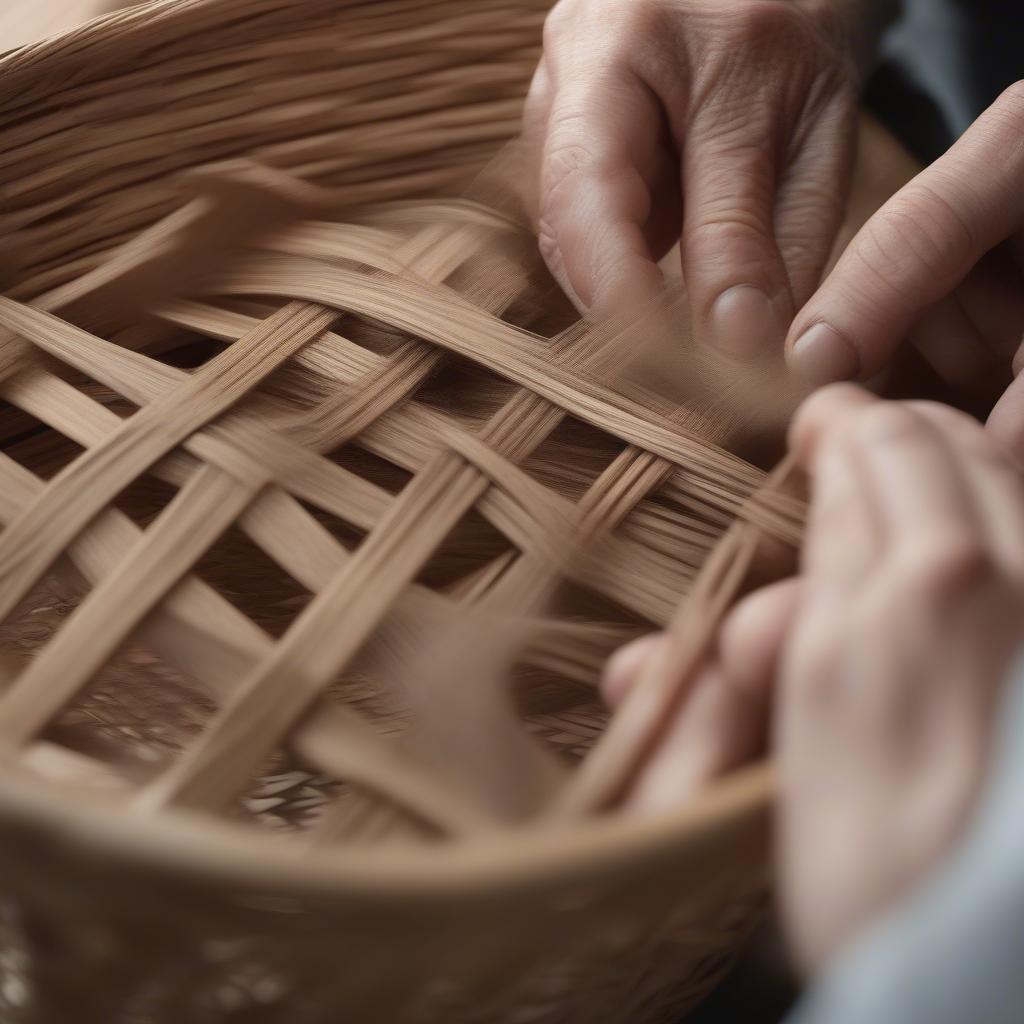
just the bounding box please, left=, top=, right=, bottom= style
left=787, top=657, right=1024, bottom=1024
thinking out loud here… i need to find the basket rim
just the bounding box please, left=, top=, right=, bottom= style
left=0, top=0, right=771, bottom=904
left=0, top=0, right=500, bottom=100
left=0, top=764, right=771, bottom=902
left=0, top=0, right=211, bottom=85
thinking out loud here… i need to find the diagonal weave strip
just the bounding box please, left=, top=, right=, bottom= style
left=0, top=181, right=801, bottom=826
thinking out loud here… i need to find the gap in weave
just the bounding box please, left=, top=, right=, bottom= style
left=110, top=471, right=177, bottom=528
left=0, top=402, right=40, bottom=450
left=234, top=746, right=343, bottom=835
left=231, top=681, right=436, bottom=842
left=0, top=584, right=81, bottom=681
left=416, top=508, right=512, bottom=592
left=519, top=417, right=628, bottom=503
left=233, top=594, right=464, bottom=847
left=43, top=360, right=141, bottom=428
left=325, top=447, right=413, bottom=500
left=314, top=781, right=441, bottom=846
left=494, top=282, right=579, bottom=339
left=145, top=331, right=228, bottom=372
left=0, top=424, right=87, bottom=482
left=41, top=637, right=215, bottom=783
left=191, top=523, right=317, bottom=639
left=411, top=355, right=518, bottom=427
left=512, top=664, right=609, bottom=766
left=627, top=477, right=734, bottom=563
left=0, top=578, right=213, bottom=786
left=547, top=577, right=652, bottom=629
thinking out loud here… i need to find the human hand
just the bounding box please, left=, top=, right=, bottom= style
left=785, top=84, right=1024, bottom=443
left=523, top=0, right=865, bottom=354
left=605, top=385, right=1024, bottom=972
left=778, top=385, right=1024, bottom=970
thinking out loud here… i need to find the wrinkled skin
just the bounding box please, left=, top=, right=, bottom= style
left=783, top=83, right=1024, bottom=452
left=523, top=0, right=860, bottom=354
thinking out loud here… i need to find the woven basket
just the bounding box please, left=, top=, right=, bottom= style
left=0, top=2, right=925, bottom=1022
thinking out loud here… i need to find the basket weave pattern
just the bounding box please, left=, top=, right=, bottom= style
left=0, top=2, right=804, bottom=1021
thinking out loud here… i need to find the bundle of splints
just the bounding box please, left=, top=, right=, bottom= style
left=0, top=1, right=939, bottom=1022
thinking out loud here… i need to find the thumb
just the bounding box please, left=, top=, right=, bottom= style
left=787, top=83, right=1024, bottom=384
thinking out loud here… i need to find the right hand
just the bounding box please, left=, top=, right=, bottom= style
left=785, top=84, right=1024, bottom=441
left=777, top=386, right=1024, bottom=971
left=606, top=385, right=1024, bottom=973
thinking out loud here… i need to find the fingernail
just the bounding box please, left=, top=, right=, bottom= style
left=708, top=286, right=782, bottom=357
left=789, top=322, right=859, bottom=384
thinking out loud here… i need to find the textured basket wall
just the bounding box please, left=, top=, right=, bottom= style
left=0, top=2, right=807, bottom=1022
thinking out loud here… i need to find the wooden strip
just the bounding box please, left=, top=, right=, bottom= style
left=4, top=351, right=697, bottom=625
left=0, top=299, right=333, bottom=622
left=206, top=257, right=761, bottom=487
left=552, top=456, right=802, bottom=817
left=0, top=442, right=494, bottom=832
left=0, top=465, right=254, bottom=745
left=140, top=391, right=563, bottom=812
left=159, top=299, right=769, bottom=528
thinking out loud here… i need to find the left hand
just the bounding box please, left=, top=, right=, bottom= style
left=522, top=0, right=862, bottom=354
left=783, top=84, right=1024, bottom=444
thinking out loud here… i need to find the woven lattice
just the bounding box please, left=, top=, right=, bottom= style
left=0, top=2, right=929, bottom=1022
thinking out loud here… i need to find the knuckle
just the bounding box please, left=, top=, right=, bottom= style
left=840, top=236, right=906, bottom=311
left=722, top=0, right=837, bottom=67
left=688, top=209, right=774, bottom=256
left=905, top=182, right=976, bottom=257
left=787, top=632, right=842, bottom=705
left=616, top=0, right=665, bottom=40
left=859, top=187, right=974, bottom=288
left=896, top=532, right=993, bottom=595
left=692, top=208, right=769, bottom=238
left=539, top=137, right=600, bottom=214
left=542, top=2, right=574, bottom=49
left=587, top=246, right=639, bottom=302
left=911, top=404, right=1016, bottom=470
left=732, top=0, right=805, bottom=38
left=545, top=0, right=663, bottom=53
left=966, top=449, right=1024, bottom=503
left=848, top=402, right=923, bottom=448
left=587, top=257, right=622, bottom=302
left=536, top=218, right=562, bottom=266
left=776, top=179, right=847, bottom=225
left=543, top=135, right=592, bottom=180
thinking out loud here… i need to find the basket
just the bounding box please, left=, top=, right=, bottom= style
left=0, top=2, right=916, bottom=1021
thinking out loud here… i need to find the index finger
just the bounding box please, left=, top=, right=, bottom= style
left=536, top=73, right=669, bottom=313
left=786, top=83, right=1024, bottom=384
